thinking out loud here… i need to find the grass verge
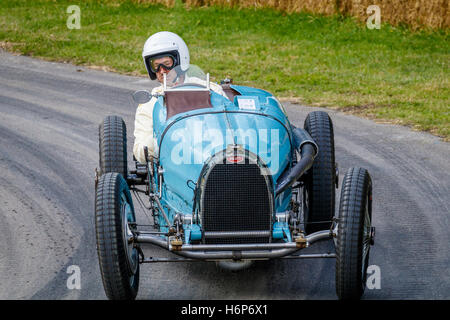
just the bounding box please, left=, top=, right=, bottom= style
left=1, top=0, right=448, bottom=139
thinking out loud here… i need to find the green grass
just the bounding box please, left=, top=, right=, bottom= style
left=1, top=0, right=449, bottom=139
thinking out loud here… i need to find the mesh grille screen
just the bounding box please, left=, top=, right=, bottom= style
left=202, top=163, right=272, bottom=244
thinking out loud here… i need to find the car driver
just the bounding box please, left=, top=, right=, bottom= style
left=133, top=31, right=227, bottom=163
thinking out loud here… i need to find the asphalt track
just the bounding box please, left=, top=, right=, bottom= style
left=0, top=50, right=449, bottom=300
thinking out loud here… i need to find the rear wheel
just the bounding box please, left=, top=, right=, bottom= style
left=303, top=111, right=336, bottom=233
left=335, top=167, right=373, bottom=300
left=95, top=172, right=140, bottom=300
left=99, top=115, right=128, bottom=178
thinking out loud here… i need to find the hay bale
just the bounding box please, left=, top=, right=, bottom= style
left=178, top=0, right=449, bottom=29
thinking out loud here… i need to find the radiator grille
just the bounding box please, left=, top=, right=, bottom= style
left=201, top=163, right=272, bottom=244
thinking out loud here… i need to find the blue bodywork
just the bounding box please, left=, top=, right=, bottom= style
left=151, top=84, right=297, bottom=243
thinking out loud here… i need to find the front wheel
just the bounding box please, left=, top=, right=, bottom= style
left=95, top=172, right=140, bottom=300
left=335, top=167, right=373, bottom=300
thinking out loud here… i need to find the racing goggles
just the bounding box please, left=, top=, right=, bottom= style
left=148, top=54, right=176, bottom=73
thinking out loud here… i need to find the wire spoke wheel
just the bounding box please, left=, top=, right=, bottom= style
left=99, top=115, right=128, bottom=178
left=361, top=197, right=372, bottom=285
left=335, top=167, right=373, bottom=300
left=95, top=172, right=140, bottom=300
left=303, top=111, right=336, bottom=234
left=121, top=193, right=139, bottom=278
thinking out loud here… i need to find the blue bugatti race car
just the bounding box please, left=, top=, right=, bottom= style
left=94, top=65, right=375, bottom=300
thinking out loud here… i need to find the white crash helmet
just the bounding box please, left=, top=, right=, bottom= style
left=142, top=31, right=190, bottom=80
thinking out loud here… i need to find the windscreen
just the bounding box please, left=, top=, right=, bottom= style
left=164, top=64, right=208, bottom=89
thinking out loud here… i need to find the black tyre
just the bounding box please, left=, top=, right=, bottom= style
left=95, top=172, right=140, bottom=300
left=335, top=167, right=373, bottom=300
left=303, top=111, right=336, bottom=233
left=99, top=116, right=128, bottom=178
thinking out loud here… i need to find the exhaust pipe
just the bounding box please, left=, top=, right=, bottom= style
left=275, top=127, right=318, bottom=196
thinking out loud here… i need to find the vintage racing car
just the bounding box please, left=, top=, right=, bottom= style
left=94, top=66, right=375, bottom=300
